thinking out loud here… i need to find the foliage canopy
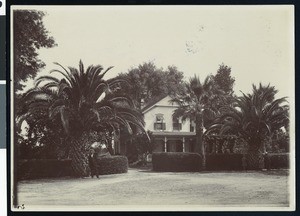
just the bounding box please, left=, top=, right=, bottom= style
left=13, top=10, right=56, bottom=91
left=17, top=61, right=146, bottom=176
left=117, top=62, right=185, bottom=109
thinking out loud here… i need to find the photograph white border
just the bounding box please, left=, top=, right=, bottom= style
left=10, top=5, right=295, bottom=212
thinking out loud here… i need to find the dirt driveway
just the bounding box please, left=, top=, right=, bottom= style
left=16, top=168, right=291, bottom=211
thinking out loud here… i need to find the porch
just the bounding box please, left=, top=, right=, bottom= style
left=152, top=131, right=196, bottom=153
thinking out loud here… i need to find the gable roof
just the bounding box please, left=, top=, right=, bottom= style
left=142, top=94, right=179, bottom=114
left=141, top=94, right=168, bottom=113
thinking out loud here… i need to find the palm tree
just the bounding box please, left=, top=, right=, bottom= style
left=17, top=61, right=146, bottom=176
left=170, top=75, right=221, bottom=169
left=208, top=83, right=289, bottom=169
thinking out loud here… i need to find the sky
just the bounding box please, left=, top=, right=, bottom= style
left=14, top=5, right=294, bottom=100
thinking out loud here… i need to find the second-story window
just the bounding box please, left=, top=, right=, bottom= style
left=172, top=116, right=182, bottom=131
left=190, top=121, right=195, bottom=132
left=154, top=114, right=166, bottom=130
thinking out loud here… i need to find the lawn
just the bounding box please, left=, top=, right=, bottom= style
left=16, top=168, right=291, bottom=211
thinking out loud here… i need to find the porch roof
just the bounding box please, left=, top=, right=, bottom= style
left=152, top=131, right=196, bottom=137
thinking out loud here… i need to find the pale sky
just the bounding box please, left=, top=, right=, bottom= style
left=14, top=5, right=294, bottom=100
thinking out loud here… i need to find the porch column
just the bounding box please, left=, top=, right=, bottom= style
left=164, top=137, right=167, bottom=152
left=111, top=136, right=115, bottom=155
left=182, top=137, right=185, bottom=152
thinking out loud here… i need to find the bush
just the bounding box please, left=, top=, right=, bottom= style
left=18, top=156, right=129, bottom=180
left=96, top=156, right=128, bottom=175
left=265, top=153, right=289, bottom=169
left=18, top=159, right=73, bottom=180
left=206, top=154, right=244, bottom=171
left=205, top=153, right=289, bottom=171
left=152, top=152, right=202, bottom=172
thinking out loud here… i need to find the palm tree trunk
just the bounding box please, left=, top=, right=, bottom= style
left=69, top=138, right=89, bottom=177
left=246, top=139, right=263, bottom=170
left=196, top=113, right=206, bottom=170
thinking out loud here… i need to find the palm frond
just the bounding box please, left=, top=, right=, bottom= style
left=20, top=61, right=148, bottom=144
left=35, top=76, right=60, bottom=87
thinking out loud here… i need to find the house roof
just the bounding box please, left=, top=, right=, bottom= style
left=142, top=94, right=177, bottom=113
left=152, top=131, right=196, bottom=137
left=141, top=94, right=169, bottom=113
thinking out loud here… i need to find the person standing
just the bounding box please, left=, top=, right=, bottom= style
left=88, top=149, right=99, bottom=178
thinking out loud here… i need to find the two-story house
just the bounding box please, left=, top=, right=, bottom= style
left=142, top=95, right=197, bottom=153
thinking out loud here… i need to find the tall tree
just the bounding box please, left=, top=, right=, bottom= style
left=13, top=10, right=56, bottom=91
left=163, top=65, right=185, bottom=96
left=209, top=64, right=236, bottom=115
left=171, top=75, right=222, bottom=169
left=213, top=63, right=235, bottom=95
left=17, top=61, right=146, bottom=176
left=208, top=83, right=289, bottom=169
left=117, top=62, right=185, bottom=109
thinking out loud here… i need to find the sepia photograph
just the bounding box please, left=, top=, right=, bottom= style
left=10, top=5, right=295, bottom=211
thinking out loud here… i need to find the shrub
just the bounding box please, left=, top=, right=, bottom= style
left=206, top=154, right=244, bottom=171
left=96, top=156, right=128, bottom=175
left=265, top=153, right=289, bottom=169
left=152, top=152, right=202, bottom=172
left=18, top=159, right=73, bottom=180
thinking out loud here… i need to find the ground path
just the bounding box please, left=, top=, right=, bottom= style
left=17, top=168, right=290, bottom=211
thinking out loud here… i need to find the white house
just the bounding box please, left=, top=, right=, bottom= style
left=142, top=95, right=197, bottom=153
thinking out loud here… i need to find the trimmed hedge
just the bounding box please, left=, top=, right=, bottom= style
left=206, top=153, right=289, bottom=171
left=206, top=154, right=244, bottom=171
left=18, top=156, right=128, bottom=180
left=96, top=156, right=128, bottom=175
left=152, top=153, right=289, bottom=172
left=152, top=152, right=202, bottom=172
left=18, top=159, right=73, bottom=180
left=266, top=153, right=289, bottom=169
